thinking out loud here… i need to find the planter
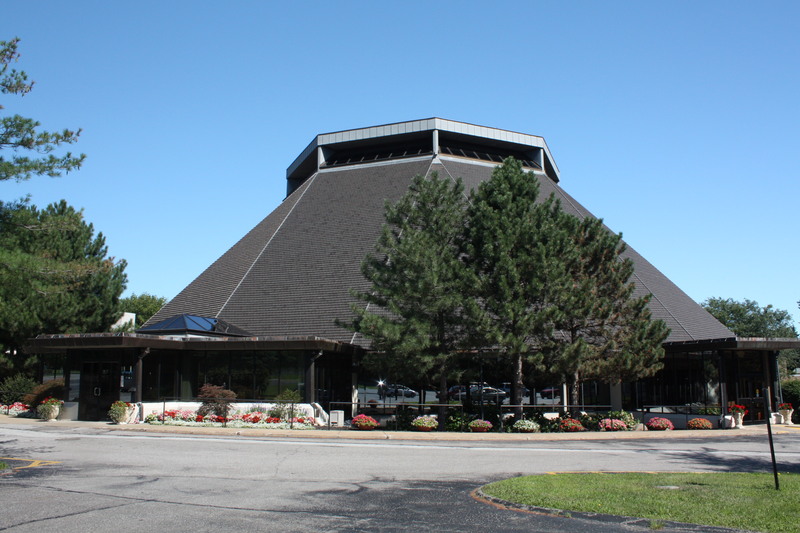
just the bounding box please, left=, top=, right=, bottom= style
left=470, top=427, right=489, bottom=433
left=38, top=405, right=60, bottom=421
left=779, top=409, right=793, bottom=425
left=352, top=425, right=376, bottom=431
left=732, top=412, right=745, bottom=428
left=413, top=426, right=434, bottom=432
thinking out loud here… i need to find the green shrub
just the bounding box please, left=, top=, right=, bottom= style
left=268, top=389, right=302, bottom=420
left=579, top=412, right=601, bottom=431
left=392, top=405, right=415, bottom=430
left=196, top=383, right=236, bottom=418
left=529, top=411, right=561, bottom=433
left=0, top=374, right=37, bottom=405
left=605, top=410, right=637, bottom=430
left=23, top=379, right=65, bottom=407
left=781, top=380, right=800, bottom=423
left=445, top=409, right=471, bottom=432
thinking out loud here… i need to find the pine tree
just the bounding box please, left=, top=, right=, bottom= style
left=1, top=38, right=85, bottom=182
left=545, top=215, right=669, bottom=405
left=0, top=199, right=127, bottom=375
left=344, top=172, right=469, bottom=414
left=463, top=158, right=567, bottom=415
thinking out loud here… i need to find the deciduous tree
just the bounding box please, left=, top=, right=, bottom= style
left=117, top=293, right=167, bottom=329
left=702, top=297, right=799, bottom=377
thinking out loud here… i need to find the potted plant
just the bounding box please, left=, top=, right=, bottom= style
left=36, top=396, right=63, bottom=421
left=410, top=415, right=437, bottom=431
left=108, top=400, right=135, bottom=424
left=513, top=419, right=540, bottom=433
left=778, top=402, right=793, bottom=425
left=687, top=418, right=713, bottom=430
left=645, top=417, right=674, bottom=431
left=350, top=414, right=379, bottom=430
left=729, top=404, right=748, bottom=428
left=468, top=419, right=492, bottom=432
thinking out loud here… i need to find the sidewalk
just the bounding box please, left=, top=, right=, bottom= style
left=3, top=413, right=796, bottom=441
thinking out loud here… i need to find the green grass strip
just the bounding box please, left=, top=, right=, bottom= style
left=483, top=472, right=799, bottom=533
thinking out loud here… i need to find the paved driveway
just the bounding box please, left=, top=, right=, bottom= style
left=1, top=419, right=798, bottom=532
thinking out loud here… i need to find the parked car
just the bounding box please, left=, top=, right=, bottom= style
left=455, top=386, right=507, bottom=403
left=436, top=385, right=466, bottom=401
left=500, top=382, right=531, bottom=398
left=379, top=384, right=418, bottom=399
left=534, top=387, right=561, bottom=405
left=474, top=386, right=507, bottom=402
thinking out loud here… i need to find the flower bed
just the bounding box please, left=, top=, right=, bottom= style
left=1, top=402, right=32, bottom=417
left=144, top=408, right=316, bottom=430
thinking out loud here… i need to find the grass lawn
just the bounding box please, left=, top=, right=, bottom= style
left=482, top=472, right=798, bottom=533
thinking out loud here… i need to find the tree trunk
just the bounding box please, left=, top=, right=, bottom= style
left=438, top=366, right=448, bottom=431
left=513, top=353, right=524, bottom=418
left=570, top=371, right=581, bottom=411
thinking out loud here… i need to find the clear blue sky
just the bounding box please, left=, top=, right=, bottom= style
left=3, top=2, right=798, bottom=326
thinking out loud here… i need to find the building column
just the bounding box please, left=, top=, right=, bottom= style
left=135, top=348, right=149, bottom=404
left=610, top=383, right=623, bottom=411
left=304, top=351, right=322, bottom=403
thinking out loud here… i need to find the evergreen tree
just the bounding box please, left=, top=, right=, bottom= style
left=0, top=199, right=127, bottom=375
left=463, top=158, right=566, bottom=414
left=1, top=38, right=85, bottom=182
left=546, top=214, right=669, bottom=405
left=344, top=172, right=469, bottom=415
left=0, top=38, right=121, bottom=378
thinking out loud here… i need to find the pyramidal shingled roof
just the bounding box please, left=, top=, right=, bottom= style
left=145, top=118, right=734, bottom=346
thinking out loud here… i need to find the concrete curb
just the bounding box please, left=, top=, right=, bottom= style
left=3, top=413, right=793, bottom=441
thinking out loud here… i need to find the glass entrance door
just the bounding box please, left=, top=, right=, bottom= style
left=79, top=362, right=120, bottom=420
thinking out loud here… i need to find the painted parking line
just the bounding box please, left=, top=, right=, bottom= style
left=0, top=457, right=61, bottom=472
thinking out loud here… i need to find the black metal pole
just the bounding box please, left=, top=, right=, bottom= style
left=765, top=400, right=780, bottom=491
left=763, top=352, right=779, bottom=490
